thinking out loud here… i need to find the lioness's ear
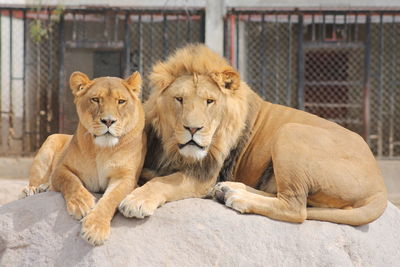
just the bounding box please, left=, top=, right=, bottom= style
left=69, top=71, right=91, bottom=97
left=210, top=68, right=240, bottom=91
left=124, top=71, right=142, bottom=96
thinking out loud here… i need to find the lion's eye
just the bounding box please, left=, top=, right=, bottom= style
left=91, top=98, right=99, bottom=103
left=207, top=99, right=215, bottom=105
left=175, top=97, right=183, bottom=104
left=118, top=99, right=126, bottom=104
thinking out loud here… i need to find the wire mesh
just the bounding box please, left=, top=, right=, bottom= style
left=0, top=7, right=204, bottom=156
left=226, top=10, right=400, bottom=158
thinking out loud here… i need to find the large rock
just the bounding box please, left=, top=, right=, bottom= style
left=0, top=192, right=399, bottom=266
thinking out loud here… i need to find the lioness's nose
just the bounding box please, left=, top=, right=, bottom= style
left=101, top=118, right=117, bottom=127
left=184, top=126, right=203, bottom=135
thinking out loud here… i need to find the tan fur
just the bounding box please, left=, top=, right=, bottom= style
left=119, top=44, right=387, bottom=226
left=21, top=72, right=146, bottom=245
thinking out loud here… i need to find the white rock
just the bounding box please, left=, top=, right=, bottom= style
left=0, top=192, right=399, bottom=266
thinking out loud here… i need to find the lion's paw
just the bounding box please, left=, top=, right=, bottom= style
left=211, top=182, right=246, bottom=203
left=118, top=188, right=161, bottom=219
left=81, top=212, right=110, bottom=246
left=211, top=182, right=250, bottom=213
left=66, top=189, right=96, bottom=220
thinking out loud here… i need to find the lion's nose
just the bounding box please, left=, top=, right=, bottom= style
left=184, top=126, right=203, bottom=135
left=101, top=118, right=117, bottom=127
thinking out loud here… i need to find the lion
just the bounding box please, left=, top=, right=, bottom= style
left=118, top=44, right=387, bottom=226
left=21, top=71, right=146, bottom=245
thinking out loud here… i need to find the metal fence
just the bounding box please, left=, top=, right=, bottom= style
left=0, top=7, right=204, bottom=156
left=225, top=10, right=400, bottom=158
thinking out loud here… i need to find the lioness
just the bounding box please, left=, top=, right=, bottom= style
left=21, top=71, right=146, bottom=245
left=118, top=44, right=387, bottom=225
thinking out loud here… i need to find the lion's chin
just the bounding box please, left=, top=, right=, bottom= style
left=94, top=134, right=119, bottom=147
left=179, top=145, right=207, bottom=160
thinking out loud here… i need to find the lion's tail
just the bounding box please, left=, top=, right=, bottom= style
left=306, top=192, right=388, bottom=226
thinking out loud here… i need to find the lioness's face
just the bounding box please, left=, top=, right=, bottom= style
left=159, top=74, right=224, bottom=160
left=70, top=72, right=141, bottom=147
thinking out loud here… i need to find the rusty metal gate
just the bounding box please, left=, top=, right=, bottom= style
left=225, top=10, right=400, bottom=158
left=0, top=7, right=204, bottom=156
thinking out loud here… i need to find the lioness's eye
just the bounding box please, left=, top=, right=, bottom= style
left=175, top=97, right=183, bottom=104
left=91, top=98, right=99, bottom=103
left=118, top=99, right=126, bottom=104
left=207, top=99, right=215, bottom=105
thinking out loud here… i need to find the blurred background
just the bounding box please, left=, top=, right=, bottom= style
left=0, top=0, right=399, bottom=206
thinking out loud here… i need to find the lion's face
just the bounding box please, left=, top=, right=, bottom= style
left=147, top=44, right=248, bottom=163
left=157, top=74, right=224, bottom=160
left=69, top=72, right=142, bottom=147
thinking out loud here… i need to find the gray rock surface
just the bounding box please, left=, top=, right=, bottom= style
left=0, top=192, right=399, bottom=267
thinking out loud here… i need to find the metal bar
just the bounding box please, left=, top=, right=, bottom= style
left=303, top=42, right=364, bottom=49
left=47, top=8, right=52, bottom=135
left=175, top=14, right=179, bottom=47
left=150, top=14, right=153, bottom=63
left=123, top=12, right=131, bottom=78
left=103, top=11, right=108, bottom=40
left=65, top=40, right=124, bottom=49
left=163, top=13, right=168, bottom=59
left=261, top=13, right=267, bottom=98
left=72, top=13, right=77, bottom=41
left=0, top=11, right=2, bottom=151
left=274, top=13, right=279, bottom=103
left=355, top=14, right=359, bottom=41
left=58, top=14, right=65, bottom=133
left=363, top=13, right=371, bottom=143
left=286, top=14, right=292, bottom=106
left=229, top=14, right=235, bottom=65
left=389, top=15, right=396, bottom=157
left=138, top=13, right=142, bottom=74
left=22, top=9, right=27, bottom=152
left=114, top=12, right=119, bottom=42
left=235, top=13, right=239, bottom=69
left=200, top=11, right=206, bottom=43
left=322, top=13, right=326, bottom=41
left=343, top=14, right=347, bottom=42
left=8, top=10, right=13, bottom=147
left=377, top=14, right=384, bottom=157
left=187, top=10, right=192, bottom=42
left=227, top=10, right=400, bottom=15
left=297, top=14, right=305, bottom=110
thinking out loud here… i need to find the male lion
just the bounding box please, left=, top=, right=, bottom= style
left=118, top=44, right=387, bottom=226
left=21, top=71, right=146, bottom=245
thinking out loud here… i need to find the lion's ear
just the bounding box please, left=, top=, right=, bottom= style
left=69, top=71, right=91, bottom=97
left=124, top=71, right=142, bottom=96
left=210, top=69, right=240, bottom=91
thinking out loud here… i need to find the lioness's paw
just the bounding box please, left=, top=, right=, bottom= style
left=118, top=188, right=161, bottom=219
left=19, top=186, right=37, bottom=199
left=81, top=213, right=110, bottom=246
left=19, top=183, right=50, bottom=199
left=66, top=190, right=95, bottom=220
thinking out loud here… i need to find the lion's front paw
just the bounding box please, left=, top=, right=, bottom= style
left=118, top=187, right=162, bottom=219
left=211, top=182, right=246, bottom=203
left=66, top=189, right=96, bottom=220
left=81, top=212, right=110, bottom=246
left=212, top=182, right=249, bottom=213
